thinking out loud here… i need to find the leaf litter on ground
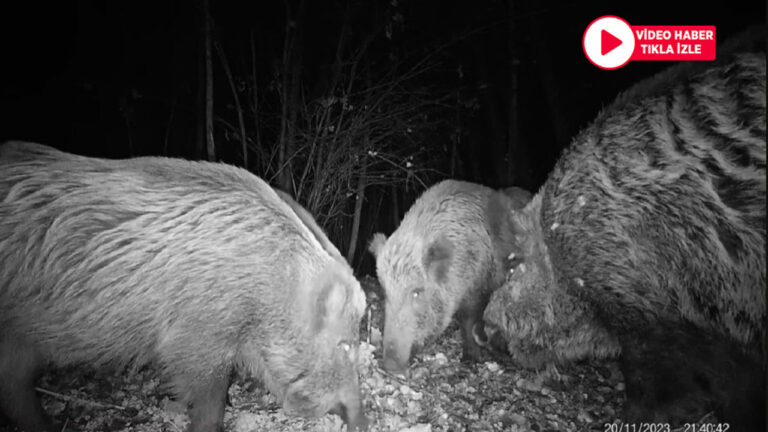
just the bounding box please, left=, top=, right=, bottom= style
left=3, top=275, right=713, bottom=432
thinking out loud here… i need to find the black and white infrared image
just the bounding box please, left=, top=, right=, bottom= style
left=0, top=1, right=765, bottom=431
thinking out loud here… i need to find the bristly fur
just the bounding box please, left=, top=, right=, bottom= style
left=484, top=193, right=622, bottom=368
left=0, top=142, right=367, bottom=431
left=375, top=180, right=500, bottom=337
left=544, top=51, right=765, bottom=347
left=370, top=179, right=528, bottom=371
left=488, top=43, right=764, bottom=429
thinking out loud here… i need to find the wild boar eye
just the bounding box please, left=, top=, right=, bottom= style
left=412, top=287, right=424, bottom=299
left=338, top=341, right=351, bottom=352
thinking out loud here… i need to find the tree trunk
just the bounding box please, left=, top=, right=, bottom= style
left=451, top=90, right=461, bottom=177
left=474, top=40, right=507, bottom=186
left=506, top=0, right=524, bottom=186
left=195, top=4, right=205, bottom=160
left=390, top=183, right=399, bottom=229
left=163, top=95, right=177, bottom=156
left=528, top=17, right=570, bottom=172
left=202, top=0, right=215, bottom=162
left=214, top=38, right=247, bottom=168
left=250, top=30, right=262, bottom=172
left=277, top=0, right=305, bottom=193
left=346, top=156, right=367, bottom=263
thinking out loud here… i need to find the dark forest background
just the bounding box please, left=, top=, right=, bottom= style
left=1, top=0, right=764, bottom=274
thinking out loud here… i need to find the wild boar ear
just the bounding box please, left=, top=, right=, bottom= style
left=368, top=233, right=387, bottom=258
left=486, top=190, right=514, bottom=241
left=312, top=267, right=349, bottom=332
left=423, top=235, right=453, bottom=284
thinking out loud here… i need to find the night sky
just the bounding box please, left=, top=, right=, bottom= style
left=1, top=0, right=764, bottom=271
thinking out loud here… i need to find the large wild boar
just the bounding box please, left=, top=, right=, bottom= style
left=483, top=199, right=622, bottom=368
left=368, top=180, right=527, bottom=374
left=484, top=43, right=765, bottom=430
left=0, top=142, right=368, bottom=432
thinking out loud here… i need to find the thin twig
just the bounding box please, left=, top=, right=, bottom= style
left=35, top=387, right=127, bottom=411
